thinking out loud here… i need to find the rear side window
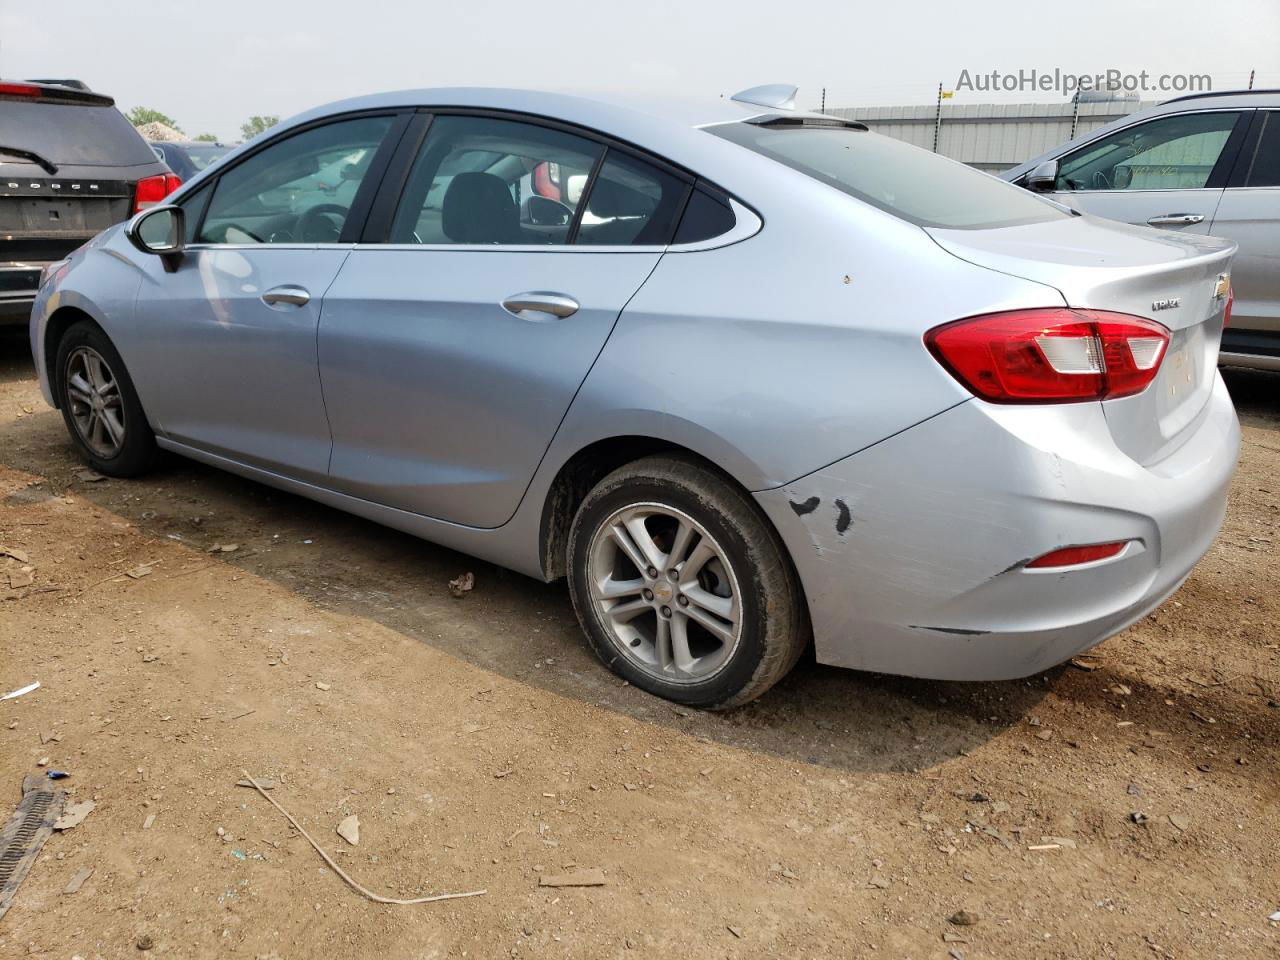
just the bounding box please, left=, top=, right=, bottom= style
left=1244, top=112, right=1280, bottom=187
left=576, top=152, right=688, bottom=246
left=390, top=115, right=603, bottom=245
left=711, top=122, right=1066, bottom=230
left=674, top=187, right=737, bottom=243
left=0, top=100, right=155, bottom=166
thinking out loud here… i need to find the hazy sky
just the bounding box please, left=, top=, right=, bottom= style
left=2, top=0, right=1277, bottom=140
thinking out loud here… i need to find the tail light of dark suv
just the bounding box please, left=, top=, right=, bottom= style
left=133, top=173, right=182, bottom=213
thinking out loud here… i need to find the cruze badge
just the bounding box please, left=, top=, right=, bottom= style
left=1152, top=297, right=1181, bottom=312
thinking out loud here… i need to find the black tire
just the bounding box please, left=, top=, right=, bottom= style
left=567, top=454, right=809, bottom=709
left=54, top=320, right=158, bottom=477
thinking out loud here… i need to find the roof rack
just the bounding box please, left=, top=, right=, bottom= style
left=1162, top=88, right=1280, bottom=104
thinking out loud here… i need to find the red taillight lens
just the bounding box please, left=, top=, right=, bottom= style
left=133, top=173, right=182, bottom=213
left=925, top=309, right=1170, bottom=403
left=0, top=82, right=41, bottom=97
left=1026, top=541, right=1128, bottom=569
left=1223, top=288, right=1233, bottom=329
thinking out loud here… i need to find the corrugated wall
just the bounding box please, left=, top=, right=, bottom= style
left=828, top=100, right=1157, bottom=172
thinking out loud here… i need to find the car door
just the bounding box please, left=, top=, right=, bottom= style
left=1039, top=110, right=1250, bottom=235
left=126, top=113, right=404, bottom=482
left=317, top=112, right=691, bottom=528
left=1207, top=109, right=1280, bottom=342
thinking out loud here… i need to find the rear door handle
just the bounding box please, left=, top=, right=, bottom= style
left=501, top=292, right=579, bottom=321
left=1146, top=213, right=1204, bottom=226
left=262, top=285, right=311, bottom=307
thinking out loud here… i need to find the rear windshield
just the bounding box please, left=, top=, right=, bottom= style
left=0, top=99, right=156, bottom=166
left=711, top=122, right=1068, bottom=230
left=183, top=144, right=233, bottom=171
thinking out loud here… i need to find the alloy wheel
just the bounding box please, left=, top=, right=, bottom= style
left=64, top=346, right=126, bottom=459
left=586, top=502, right=743, bottom=684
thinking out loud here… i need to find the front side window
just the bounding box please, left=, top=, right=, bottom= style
left=390, top=115, right=603, bottom=245
left=197, top=115, right=393, bottom=244
left=711, top=121, right=1066, bottom=230
left=1056, top=111, right=1242, bottom=192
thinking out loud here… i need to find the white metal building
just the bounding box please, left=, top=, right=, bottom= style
left=827, top=100, right=1159, bottom=173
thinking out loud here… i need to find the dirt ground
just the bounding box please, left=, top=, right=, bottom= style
left=0, top=327, right=1277, bottom=960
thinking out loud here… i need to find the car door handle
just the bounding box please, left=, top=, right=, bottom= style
left=501, top=292, right=579, bottom=321
left=1146, top=213, right=1204, bottom=226
left=262, top=285, right=311, bottom=307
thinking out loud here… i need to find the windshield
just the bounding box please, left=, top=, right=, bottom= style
left=711, top=122, right=1068, bottom=230
left=0, top=99, right=156, bottom=166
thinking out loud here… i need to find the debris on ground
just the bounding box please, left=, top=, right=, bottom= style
left=336, top=815, right=360, bottom=846
left=448, top=572, right=475, bottom=598
left=125, top=564, right=154, bottom=580
left=315, top=681, right=331, bottom=691
left=75, top=470, right=106, bottom=482
left=0, top=545, right=31, bottom=563
left=0, top=775, right=66, bottom=921
left=63, top=867, right=93, bottom=895
left=236, top=777, right=277, bottom=790
left=240, top=771, right=484, bottom=904
left=1, top=681, right=39, bottom=701
left=7, top=566, right=34, bottom=589
left=948, top=910, right=980, bottom=926
left=46, top=770, right=70, bottom=780
left=54, top=800, right=96, bottom=831
left=539, top=868, right=607, bottom=887
left=207, top=543, right=239, bottom=553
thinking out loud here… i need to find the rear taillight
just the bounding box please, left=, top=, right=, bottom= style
left=0, top=82, right=41, bottom=97
left=1026, top=541, right=1128, bottom=569
left=133, top=173, right=182, bottom=213
left=1223, top=288, right=1233, bottom=329
left=925, top=308, right=1170, bottom=403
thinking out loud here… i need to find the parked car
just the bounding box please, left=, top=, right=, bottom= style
left=31, top=86, right=1240, bottom=708
left=0, top=80, right=178, bottom=325
left=1003, top=90, right=1279, bottom=370
left=148, top=141, right=233, bottom=181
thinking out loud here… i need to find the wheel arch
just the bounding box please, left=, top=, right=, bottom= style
left=43, top=305, right=104, bottom=409
left=537, top=435, right=802, bottom=595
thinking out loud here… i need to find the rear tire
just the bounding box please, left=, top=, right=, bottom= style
left=567, top=454, right=808, bottom=709
left=54, top=321, right=158, bottom=477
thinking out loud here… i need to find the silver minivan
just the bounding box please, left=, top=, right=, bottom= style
left=1004, top=89, right=1279, bottom=370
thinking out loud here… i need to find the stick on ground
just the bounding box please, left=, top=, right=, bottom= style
left=239, top=771, right=486, bottom=905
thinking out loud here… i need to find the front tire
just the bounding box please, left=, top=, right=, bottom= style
left=54, top=321, right=157, bottom=477
left=567, top=455, right=808, bottom=709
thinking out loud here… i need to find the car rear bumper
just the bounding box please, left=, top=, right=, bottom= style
left=0, top=263, right=44, bottom=325
left=754, top=376, right=1240, bottom=681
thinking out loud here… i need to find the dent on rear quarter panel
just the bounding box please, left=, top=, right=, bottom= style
left=551, top=186, right=1065, bottom=490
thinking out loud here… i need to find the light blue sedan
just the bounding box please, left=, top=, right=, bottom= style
left=31, top=85, right=1239, bottom=707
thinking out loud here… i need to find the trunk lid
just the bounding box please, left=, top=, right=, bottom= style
left=927, top=214, right=1235, bottom=465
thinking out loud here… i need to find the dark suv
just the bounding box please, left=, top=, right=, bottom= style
left=1, top=80, right=177, bottom=325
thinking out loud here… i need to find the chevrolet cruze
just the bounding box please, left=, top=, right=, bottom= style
left=31, top=85, right=1240, bottom=708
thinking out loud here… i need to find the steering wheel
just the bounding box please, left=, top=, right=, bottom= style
left=295, top=203, right=349, bottom=242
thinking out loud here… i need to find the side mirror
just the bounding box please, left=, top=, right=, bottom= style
left=1025, top=159, right=1059, bottom=193
left=126, top=204, right=185, bottom=272
left=522, top=195, right=571, bottom=226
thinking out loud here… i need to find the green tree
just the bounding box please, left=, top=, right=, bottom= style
left=126, top=106, right=183, bottom=132
left=240, top=115, right=280, bottom=140
left=193, top=133, right=219, bottom=142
